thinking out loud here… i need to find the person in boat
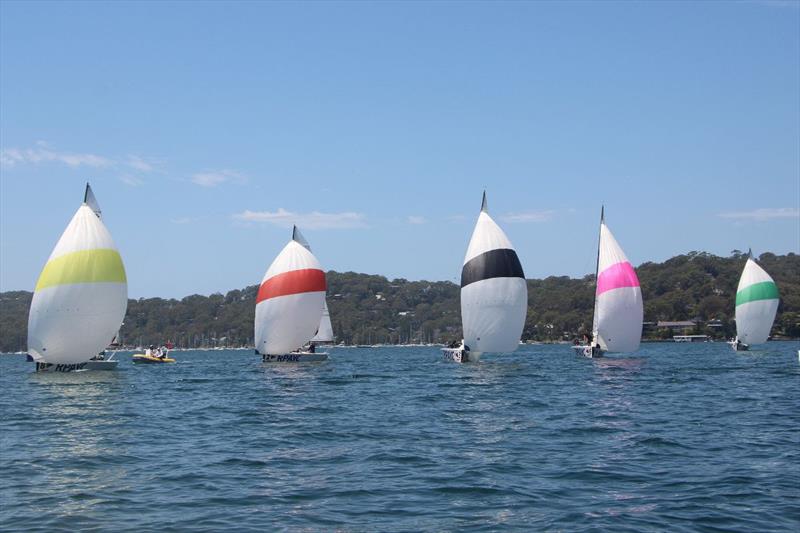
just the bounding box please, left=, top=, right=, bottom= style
left=145, top=345, right=155, bottom=357
left=308, top=343, right=316, bottom=353
left=593, top=343, right=602, bottom=357
left=159, top=345, right=168, bottom=359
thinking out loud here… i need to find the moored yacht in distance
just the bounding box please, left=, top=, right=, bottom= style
left=255, top=226, right=329, bottom=363
left=442, top=192, right=527, bottom=363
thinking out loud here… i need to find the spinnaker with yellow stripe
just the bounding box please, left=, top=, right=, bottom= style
left=27, top=184, right=128, bottom=366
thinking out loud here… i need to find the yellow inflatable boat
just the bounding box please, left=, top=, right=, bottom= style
left=132, top=354, right=175, bottom=364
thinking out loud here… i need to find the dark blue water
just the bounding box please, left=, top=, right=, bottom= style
left=1, top=343, right=799, bottom=532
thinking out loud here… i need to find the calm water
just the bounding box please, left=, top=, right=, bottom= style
left=1, top=343, right=799, bottom=532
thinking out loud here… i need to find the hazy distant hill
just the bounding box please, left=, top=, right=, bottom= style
left=1, top=251, right=797, bottom=352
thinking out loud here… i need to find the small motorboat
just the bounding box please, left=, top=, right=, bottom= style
left=132, top=353, right=175, bottom=364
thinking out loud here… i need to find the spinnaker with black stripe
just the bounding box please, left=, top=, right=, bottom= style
left=27, top=183, right=128, bottom=366
left=255, top=226, right=327, bottom=355
left=460, top=192, right=527, bottom=356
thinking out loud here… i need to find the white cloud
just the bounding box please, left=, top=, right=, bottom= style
left=500, top=210, right=556, bottom=223
left=119, top=175, right=144, bottom=187
left=718, top=208, right=800, bottom=222
left=191, top=169, right=244, bottom=187
left=0, top=145, right=111, bottom=168
left=171, top=216, right=199, bottom=224
left=126, top=155, right=157, bottom=173
left=233, top=208, right=367, bottom=229
left=407, top=215, right=426, bottom=225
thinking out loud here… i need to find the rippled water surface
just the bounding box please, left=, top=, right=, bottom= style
left=1, top=343, right=799, bottom=531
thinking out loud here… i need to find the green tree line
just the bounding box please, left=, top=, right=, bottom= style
left=1, top=251, right=797, bottom=352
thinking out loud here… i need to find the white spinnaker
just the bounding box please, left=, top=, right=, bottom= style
left=27, top=204, right=128, bottom=364
left=735, top=258, right=779, bottom=345
left=461, top=210, right=527, bottom=354
left=593, top=223, right=643, bottom=353
left=255, top=240, right=326, bottom=354
left=311, top=300, right=334, bottom=342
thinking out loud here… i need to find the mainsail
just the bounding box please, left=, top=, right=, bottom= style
left=735, top=253, right=779, bottom=346
left=311, top=300, right=335, bottom=343
left=27, top=183, right=128, bottom=364
left=460, top=192, right=527, bottom=354
left=592, top=208, right=643, bottom=353
left=255, top=225, right=327, bottom=355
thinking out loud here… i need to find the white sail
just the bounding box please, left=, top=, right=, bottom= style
left=460, top=193, right=527, bottom=354
left=735, top=256, right=779, bottom=345
left=27, top=184, right=128, bottom=364
left=255, top=226, right=326, bottom=355
left=593, top=218, right=643, bottom=353
left=311, top=300, right=334, bottom=342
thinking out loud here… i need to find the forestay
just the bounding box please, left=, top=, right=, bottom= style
left=460, top=193, right=527, bottom=354
left=593, top=221, right=643, bottom=353
left=27, top=184, right=128, bottom=364
left=255, top=227, right=327, bottom=355
left=735, top=256, right=779, bottom=346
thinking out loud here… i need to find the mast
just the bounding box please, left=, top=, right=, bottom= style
left=591, top=206, right=604, bottom=341
left=84, top=182, right=102, bottom=218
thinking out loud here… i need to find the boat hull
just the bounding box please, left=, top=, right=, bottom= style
left=85, top=360, right=119, bottom=371
left=132, top=354, right=176, bottom=364
left=571, top=345, right=604, bottom=358
left=729, top=341, right=750, bottom=352
left=261, top=351, right=328, bottom=363
left=34, top=361, right=89, bottom=372
left=441, top=347, right=480, bottom=363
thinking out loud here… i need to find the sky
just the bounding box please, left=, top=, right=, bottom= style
left=1, top=0, right=798, bottom=299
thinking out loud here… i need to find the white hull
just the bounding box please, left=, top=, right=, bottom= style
left=34, top=358, right=119, bottom=372
left=261, top=351, right=328, bottom=363
left=35, top=361, right=88, bottom=372
left=85, top=360, right=119, bottom=371
left=441, top=347, right=481, bottom=363
left=571, top=345, right=604, bottom=358
left=729, top=340, right=750, bottom=352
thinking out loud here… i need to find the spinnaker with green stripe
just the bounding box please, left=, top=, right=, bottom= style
left=27, top=184, right=128, bottom=364
left=734, top=256, right=779, bottom=346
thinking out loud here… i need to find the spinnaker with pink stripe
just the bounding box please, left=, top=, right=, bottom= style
left=254, top=226, right=327, bottom=356
left=589, top=208, right=643, bottom=354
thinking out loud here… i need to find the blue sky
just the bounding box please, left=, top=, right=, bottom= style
left=1, top=0, right=798, bottom=298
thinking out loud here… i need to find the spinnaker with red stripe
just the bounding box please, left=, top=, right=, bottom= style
left=254, top=226, right=327, bottom=356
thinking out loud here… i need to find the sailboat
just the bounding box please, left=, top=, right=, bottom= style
left=730, top=250, right=779, bottom=351
left=27, top=183, right=128, bottom=372
left=572, top=207, right=643, bottom=358
left=441, top=192, right=527, bottom=363
left=311, top=300, right=335, bottom=344
left=255, top=226, right=329, bottom=363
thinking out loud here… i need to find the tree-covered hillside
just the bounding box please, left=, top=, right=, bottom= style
left=1, top=251, right=797, bottom=352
